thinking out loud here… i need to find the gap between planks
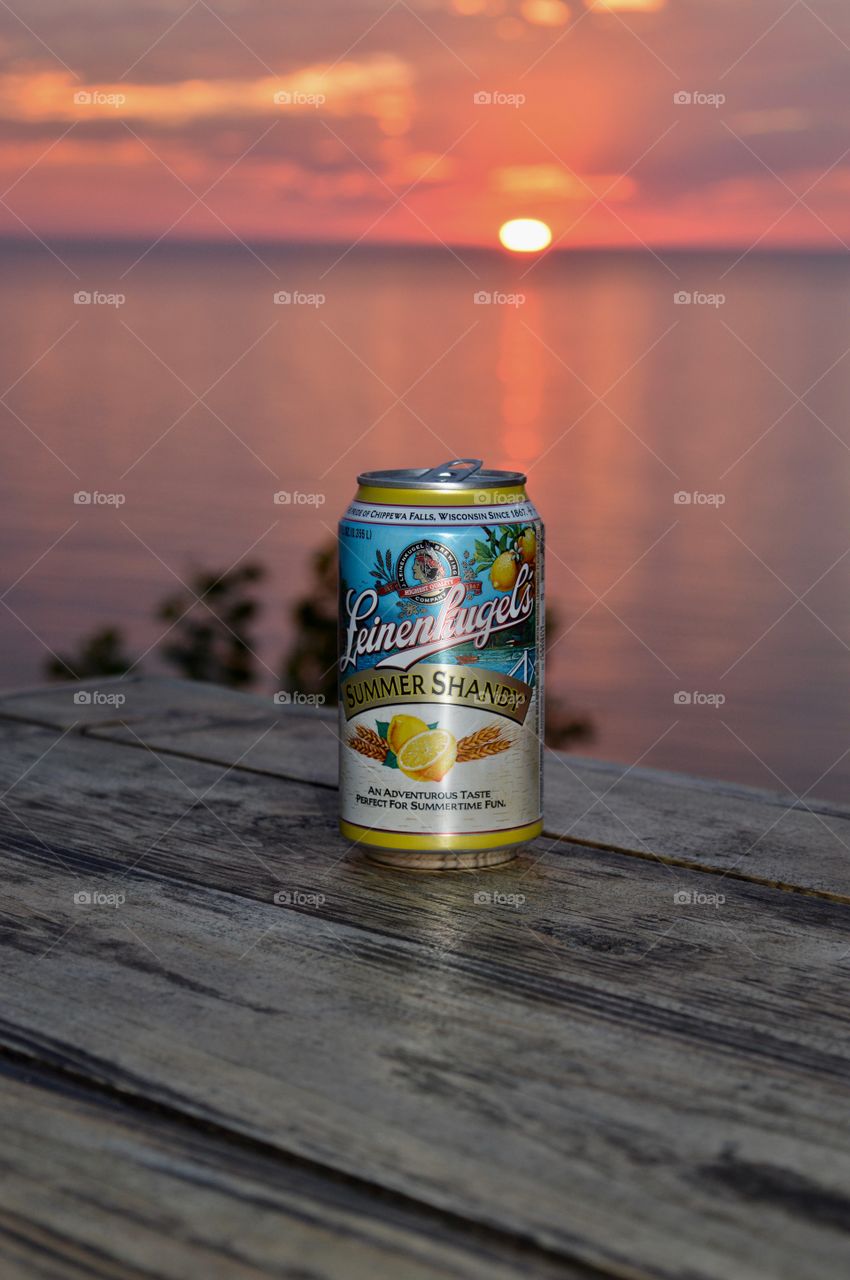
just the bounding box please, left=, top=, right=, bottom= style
left=542, top=833, right=850, bottom=908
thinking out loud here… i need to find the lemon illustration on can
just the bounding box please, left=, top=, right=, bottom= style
left=397, top=728, right=458, bottom=782
left=489, top=551, right=520, bottom=592
left=516, top=527, right=536, bottom=564
left=387, top=714, right=429, bottom=756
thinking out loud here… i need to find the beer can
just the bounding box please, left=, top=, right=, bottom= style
left=338, top=459, right=544, bottom=869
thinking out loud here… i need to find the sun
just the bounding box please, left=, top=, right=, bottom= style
left=498, top=218, right=552, bottom=253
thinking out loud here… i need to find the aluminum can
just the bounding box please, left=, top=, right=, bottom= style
left=338, top=459, right=544, bottom=869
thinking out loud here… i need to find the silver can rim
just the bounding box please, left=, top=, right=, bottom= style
left=357, top=465, right=527, bottom=490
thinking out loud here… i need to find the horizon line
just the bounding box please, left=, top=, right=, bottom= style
left=0, top=235, right=845, bottom=258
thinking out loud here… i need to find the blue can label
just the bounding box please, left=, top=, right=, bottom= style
left=339, top=499, right=544, bottom=842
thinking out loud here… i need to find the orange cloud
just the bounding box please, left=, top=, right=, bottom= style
left=0, top=58, right=412, bottom=126
left=586, top=0, right=666, bottom=10
left=493, top=164, right=636, bottom=201
left=520, top=0, right=571, bottom=26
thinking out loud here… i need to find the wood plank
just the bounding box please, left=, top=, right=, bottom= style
left=539, top=750, right=850, bottom=901
left=0, top=1058, right=580, bottom=1280
left=1, top=723, right=850, bottom=1278
left=2, top=678, right=846, bottom=898
left=0, top=676, right=299, bottom=733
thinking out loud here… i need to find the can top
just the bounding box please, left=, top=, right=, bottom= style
left=356, top=458, right=527, bottom=491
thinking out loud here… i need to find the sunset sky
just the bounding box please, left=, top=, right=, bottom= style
left=0, top=0, right=848, bottom=249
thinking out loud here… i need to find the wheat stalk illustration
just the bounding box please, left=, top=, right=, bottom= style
left=348, top=724, right=388, bottom=761
left=456, top=725, right=513, bottom=761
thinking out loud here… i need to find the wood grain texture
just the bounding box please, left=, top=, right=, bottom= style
left=0, top=676, right=280, bottom=731
left=1, top=717, right=850, bottom=1278
left=2, top=677, right=847, bottom=898
left=0, top=1058, right=582, bottom=1280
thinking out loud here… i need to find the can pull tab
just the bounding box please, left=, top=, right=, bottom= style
left=419, top=458, right=483, bottom=484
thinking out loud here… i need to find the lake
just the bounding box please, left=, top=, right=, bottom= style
left=2, top=240, right=848, bottom=800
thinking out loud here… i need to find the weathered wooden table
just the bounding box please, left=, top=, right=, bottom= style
left=1, top=675, right=849, bottom=1279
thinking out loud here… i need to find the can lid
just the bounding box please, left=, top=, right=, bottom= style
left=357, top=458, right=527, bottom=490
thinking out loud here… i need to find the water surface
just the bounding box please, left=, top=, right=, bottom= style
left=2, top=241, right=847, bottom=799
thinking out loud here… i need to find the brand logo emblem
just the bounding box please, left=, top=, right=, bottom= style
left=396, top=540, right=460, bottom=604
